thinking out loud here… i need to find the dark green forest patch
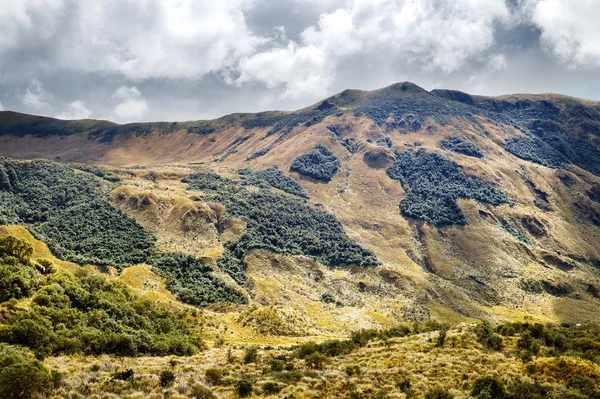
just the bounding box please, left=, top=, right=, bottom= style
left=505, top=135, right=566, bottom=168
left=238, top=166, right=309, bottom=198
left=387, top=149, right=510, bottom=226
left=182, top=172, right=379, bottom=284
left=0, top=158, right=155, bottom=266
left=290, top=144, right=341, bottom=182
left=440, top=136, right=484, bottom=158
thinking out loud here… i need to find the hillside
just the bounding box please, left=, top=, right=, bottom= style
left=1, top=82, right=600, bottom=397
left=1, top=82, right=599, bottom=324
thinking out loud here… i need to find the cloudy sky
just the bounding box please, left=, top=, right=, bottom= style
left=0, top=0, right=599, bottom=123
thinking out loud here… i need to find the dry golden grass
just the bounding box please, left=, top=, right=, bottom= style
left=42, top=324, right=588, bottom=399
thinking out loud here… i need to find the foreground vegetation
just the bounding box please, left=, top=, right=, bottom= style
left=28, top=320, right=600, bottom=399
left=0, top=235, right=203, bottom=360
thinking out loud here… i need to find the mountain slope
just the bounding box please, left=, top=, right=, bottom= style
left=1, top=82, right=600, bottom=329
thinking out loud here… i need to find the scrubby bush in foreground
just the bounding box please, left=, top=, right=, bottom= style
left=0, top=236, right=203, bottom=358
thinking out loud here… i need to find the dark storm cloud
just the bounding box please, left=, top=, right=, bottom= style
left=0, top=0, right=598, bottom=123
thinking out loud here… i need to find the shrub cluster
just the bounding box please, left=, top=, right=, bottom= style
left=151, top=252, right=247, bottom=307
left=386, top=149, right=511, bottom=226
left=0, top=158, right=244, bottom=308
left=496, top=321, right=600, bottom=365
left=0, top=343, right=59, bottom=399
left=440, top=135, right=485, bottom=158
left=70, top=163, right=122, bottom=182
left=238, top=166, right=310, bottom=198
left=290, top=144, right=341, bottom=182
left=504, top=135, right=565, bottom=168
left=246, top=144, right=273, bottom=161
left=0, top=236, right=203, bottom=358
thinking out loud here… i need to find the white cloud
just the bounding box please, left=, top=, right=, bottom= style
left=529, top=0, right=600, bottom=68
left=236, top=0, right=510, bottom=97
left=0, top=0, right=266, bottom=81
left=56, top=100, right=93, bottom=120
left=112, top=86, right=149, bottom=122
left=236, top=43, right=333, bottom=99
left=0, top=102, right=4, bottom=111
left=22, top=79, right=50, bottom=110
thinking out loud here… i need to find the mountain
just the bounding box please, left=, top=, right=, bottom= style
left=1, top=81, right=600, bottom=333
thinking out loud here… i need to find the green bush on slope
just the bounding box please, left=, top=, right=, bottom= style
left=290, top=144, right=341, bottom=182
left=0, top=236, right=203, bottom=358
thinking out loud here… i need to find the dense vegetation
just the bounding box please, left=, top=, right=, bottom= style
left=151, top=252, right=247, bottom=307
left=182, top=171, right=379, bottom=284
left=0, top=158, right=156, bottom=266
left=376, top=136, right=393, bottom=148
left=504, top=135, right=566, bottom=168
left=0, top=343, right=61, bottom=399
left=0, top=236, right=202, bottom=358
left=238, top=166, right=309, bottom=198
left=387, top=149, right=510, bottom=226
left=440, top=135, right=485, bottom=158
left=70, top=163, right=122, bottom=182
left=289, top=144, right=341, bottom=182
left=0, top=158, right=246, bottom=308
left=245, top=144, right=273, bottom=161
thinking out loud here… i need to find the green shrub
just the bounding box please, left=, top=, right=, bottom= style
left=235, top=379, right=254, bottom=397
left=565, top=376, right=600, bottom=398
left=440, top=136, right=484, bottom=158
left=0, top=242, right=203, bottom=358
left=505, top=135, right=565, bottom=168
left=0, top=344, right=53, bottom=399
left=425, top=387, right=454, bottom=399
left=270, top=358, right=285, bottom=372
left=190, top=384, right=216, bottom=399
left=112, top=369, right=134, bottom=382
left=505, top=380, right=551, bottom=399
left=305, top=351, right=327, bottom=370
left=205, top=368, right=223, bottom=385
left=0, top=237, right=38, bottom=303
left=243, top=346, right=259, bottom=364
left=436, top=326, right=449, bottom=348
left=239, top=166, right=309, bottom=198
left=471, top=375, right=505, bottom=399
left=345, top=365, right=361, bottom=377
left=475, top=322, right=504, bottom=351
left=159, top=369, right=176, bottom=387
left=290, top=144, right=341, bottom=182
left=263, top=381, right=282, bottom=395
